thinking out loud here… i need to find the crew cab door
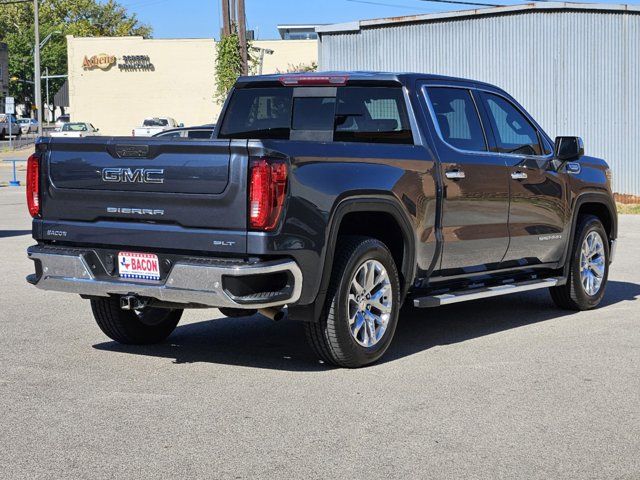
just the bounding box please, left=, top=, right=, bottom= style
left=422, top=84, right=510, bottom=274
left=477, top=91, right=568, bottom=265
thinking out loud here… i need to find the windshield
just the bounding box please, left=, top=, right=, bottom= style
left=62, top=123, right=88, bottom=132
left=143, top=118, right=169, bottom=127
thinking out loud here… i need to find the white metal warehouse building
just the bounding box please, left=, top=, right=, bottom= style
left=317, top=2, right=640, bottom=200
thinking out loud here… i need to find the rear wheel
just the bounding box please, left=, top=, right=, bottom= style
left=90, top=296, right=182, bottom=344
left=0, top=129, right=5, bottom=140
left=550, top=215, right=609, bottom=310
left=305, top=236, right=401, bottom=368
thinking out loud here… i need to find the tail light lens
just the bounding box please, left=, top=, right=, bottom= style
left=26, top=153, right=40, bottom=217
left=249, top=158, right=288, bottom=231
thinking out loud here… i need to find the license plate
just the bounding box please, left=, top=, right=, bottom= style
left=118, top=251, right=160, bottom=280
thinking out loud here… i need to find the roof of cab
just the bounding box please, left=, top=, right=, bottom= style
left=234, top=70, right=502, bottom=91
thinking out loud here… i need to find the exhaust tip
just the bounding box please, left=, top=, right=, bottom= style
left=258, top=307, right=285, bottom=322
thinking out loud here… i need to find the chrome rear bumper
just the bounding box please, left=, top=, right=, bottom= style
left=27, top=245, right=302, bottom=309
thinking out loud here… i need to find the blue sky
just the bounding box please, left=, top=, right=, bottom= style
left=117, top=0, right=636, bottom=39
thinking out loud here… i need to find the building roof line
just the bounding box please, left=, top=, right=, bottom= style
left=315, top=2, right=640, bottom=34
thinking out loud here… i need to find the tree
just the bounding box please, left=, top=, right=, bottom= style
left=0, top=0, right=151, bottom=114
left=214, top=25, right=242, bottom=105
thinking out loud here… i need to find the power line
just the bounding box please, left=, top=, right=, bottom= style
left=418, top=0, right=503, bottom=7
left=346, top=0, right=434, bottom=10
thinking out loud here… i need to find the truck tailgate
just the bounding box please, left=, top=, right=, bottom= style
left=36, top=137, right=249, bottom=255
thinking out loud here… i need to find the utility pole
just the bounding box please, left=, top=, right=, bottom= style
left=238, top=0, right=248, bottom=75
left=229, top=0, right=236, bottom=25
left=221, top=0, right=230, bottom=36
left=33, top=0, right=42, bottom=136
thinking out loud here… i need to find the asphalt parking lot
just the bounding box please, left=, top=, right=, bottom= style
left=1, top=185, right=638, bottom=479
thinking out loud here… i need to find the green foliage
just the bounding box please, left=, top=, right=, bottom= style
left=276, top=61, right=318, bottom=73
left=0, top=0, right=152, bottom=108
left=214, top=28, right=243, bottom=105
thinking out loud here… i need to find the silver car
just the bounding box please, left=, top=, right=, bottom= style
left=0, top=114, right=21, bottom=139
left=17, top=118, right=38, bottom=134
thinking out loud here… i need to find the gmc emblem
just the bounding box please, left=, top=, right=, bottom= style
left=101, top=167, right=165, bottom=184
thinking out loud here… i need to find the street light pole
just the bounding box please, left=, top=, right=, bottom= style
left=45, top=67, right=49, bottom=123
left=33, top=0, right=42, bottom=136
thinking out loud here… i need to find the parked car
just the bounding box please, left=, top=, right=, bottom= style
left=50, top=122, right=100, bottom=138
left=17, top=118, right=38, bottom=134
left=55, top=114, right=70, bottom=131
left=132, top=117, right=180, bottom=137
left=0, top=114, right=21, bottom=139
left=153, top=124, right=215, bottom=139
left=25, top=72, right=617, bottom=368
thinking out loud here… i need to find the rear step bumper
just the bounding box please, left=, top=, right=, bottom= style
left=27, top=245, right=302, bottom=309
left=413, top=277, right=562, bottom=308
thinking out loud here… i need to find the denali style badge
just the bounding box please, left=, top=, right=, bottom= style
left=101, top=167, right=164, bottom=184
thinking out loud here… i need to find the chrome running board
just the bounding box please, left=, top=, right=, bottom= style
left=413, top=277, right=562, bottom=308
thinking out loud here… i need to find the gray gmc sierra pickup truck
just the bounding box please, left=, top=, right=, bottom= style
left=27, top=72, right=617, bottom=367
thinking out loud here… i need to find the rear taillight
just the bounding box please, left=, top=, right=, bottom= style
left=26, top=153, right=40, bottom=217
left=131, top=129, right=135, bottom=136
left=249, top=158, right=288, bottom=231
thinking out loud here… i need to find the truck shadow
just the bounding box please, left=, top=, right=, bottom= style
left=93, top=280, right=639, bottom=371
left=0, top=229, right=31, bottom=238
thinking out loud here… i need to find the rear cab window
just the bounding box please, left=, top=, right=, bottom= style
left=218, top=84, right=413, bottom=144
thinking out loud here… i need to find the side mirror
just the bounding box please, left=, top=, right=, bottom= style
left=178, top=123, right=184, bottom=128
left=554, top=136, right=584, bottom=161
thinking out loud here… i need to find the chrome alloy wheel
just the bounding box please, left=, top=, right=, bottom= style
left=580, top=231, right=606, bottom=296
left=348, top=259, right=393, bottom=348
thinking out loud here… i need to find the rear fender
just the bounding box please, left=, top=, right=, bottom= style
left=288, top=195, right=416, bottom=322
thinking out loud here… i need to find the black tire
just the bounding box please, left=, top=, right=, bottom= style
left=304, top=236, right=401, bottom=368
left=0, top=129, right=5, bottom=140
left=550, top=215, right=609, bottom=310
left=90, top=297, right=182, bottom=344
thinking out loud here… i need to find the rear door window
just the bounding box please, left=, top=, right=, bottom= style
left=426, top=87, right=487, bottom=152
left=481, top=93, right=543, bottom=156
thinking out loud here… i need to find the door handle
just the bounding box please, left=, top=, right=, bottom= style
left=511, top=171, right=528, bottom=180
left=445, top=170, right=465, bottom=180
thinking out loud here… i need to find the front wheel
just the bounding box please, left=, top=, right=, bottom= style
left=90, top=297, right=182, bottom=344
left=550, top=215, right=609, bottom=310
left=305, top=236, right=401, bottom=368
